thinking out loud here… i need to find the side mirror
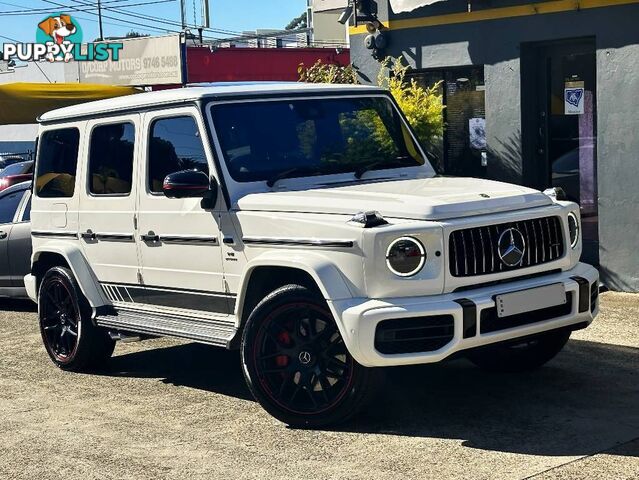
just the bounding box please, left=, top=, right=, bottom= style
left=163, top=170, right=211, bottom=199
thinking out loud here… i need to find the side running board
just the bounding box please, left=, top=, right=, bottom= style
left=95, top=308, right=237, bottom=348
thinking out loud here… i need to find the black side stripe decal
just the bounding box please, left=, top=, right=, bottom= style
left=97, top=233, right=135, bottom=242
left=101, top=283, right=235, bottom=315
left=32, top=231, right=78, bottom=239
left=242, top=237, right=354, bottom=248
left=157, top=236, right=218, bottom=245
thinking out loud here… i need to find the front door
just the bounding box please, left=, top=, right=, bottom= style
left=523, top=38, right=599, bottom=264
left=136, top=108, right=229, bottom=317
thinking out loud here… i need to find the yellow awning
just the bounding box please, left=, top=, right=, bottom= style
left=0, top=83, right=139, bottom=125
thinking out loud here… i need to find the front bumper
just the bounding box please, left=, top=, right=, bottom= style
left=331, top=262, right=599, bottom=367
left=24, top=274, right=37, bottom=303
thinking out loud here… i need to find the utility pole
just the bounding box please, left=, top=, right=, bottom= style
left=180, top=0, right=187, bottom=30
left=97, top=0, right=104, bottom=40
left=201, top=0, right=210, bottom=28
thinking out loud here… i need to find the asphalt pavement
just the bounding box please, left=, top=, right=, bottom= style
left=0, top=292, right=637, bottom=479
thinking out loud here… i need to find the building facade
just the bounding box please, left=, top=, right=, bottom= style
left=308, top=0, right=349, bottom=47
left=349, top=0, right=639, bottom=292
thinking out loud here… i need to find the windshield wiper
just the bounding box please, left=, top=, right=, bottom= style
left=354, top=156, right=412, bottom=179
left=266, top=167, right=315, bottom=188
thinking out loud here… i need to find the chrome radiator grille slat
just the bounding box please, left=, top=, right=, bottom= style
left=449, top=216, right=565, bottom=277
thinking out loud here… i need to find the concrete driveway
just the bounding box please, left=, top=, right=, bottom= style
left=0, top=292, right=637, bottom=479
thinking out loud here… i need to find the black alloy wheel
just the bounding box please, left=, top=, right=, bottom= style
left=241, top=285, right=381, bottom=427
left=254, top=302, right=354, bottom=415
left=40, top=272, right=81, bottom=363
left=38, top=267, right=115, bottom=371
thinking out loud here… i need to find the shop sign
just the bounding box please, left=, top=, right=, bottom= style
left=564, top=81, right=585, bottom=115
left=78, top=34, right=182, bottom=86
left=469, top=117, right=486, bottom=150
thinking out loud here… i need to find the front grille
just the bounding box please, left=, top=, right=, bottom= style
left=375, top=315, right=454, bottom=354
left=449, top=216, right=565, bottom=277
left=480, top=292, right=573, bottom=334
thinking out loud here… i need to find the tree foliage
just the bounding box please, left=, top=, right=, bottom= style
left=125, top=30, right=149, bottom=38
left=298, top=61, right=358, bottom=85
left=285, top=11, right=308, bottom=30
left=377, top=57, right=444, bottom=150
left=298, top=57, right=444, bottom=153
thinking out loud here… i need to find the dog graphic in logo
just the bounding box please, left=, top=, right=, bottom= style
left=38, top=14, right=76, bottom=62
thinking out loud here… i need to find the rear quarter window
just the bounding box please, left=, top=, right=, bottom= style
left=36, top=128, right=80, bottom=198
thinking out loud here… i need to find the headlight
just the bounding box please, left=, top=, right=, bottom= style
left=386, top=237, right=426, bottom=277
left=567, top=212, right=580, bottom=249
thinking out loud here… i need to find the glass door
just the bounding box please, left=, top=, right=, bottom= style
left=528, top=38, right=598, bottom=264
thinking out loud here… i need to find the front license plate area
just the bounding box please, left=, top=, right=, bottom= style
left=496, top=284, right=567, bottom=318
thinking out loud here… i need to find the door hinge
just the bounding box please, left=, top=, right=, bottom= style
left=133, top=214, right=138, bottom=230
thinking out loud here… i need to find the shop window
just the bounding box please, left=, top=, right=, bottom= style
left=407, top=66, right=486, bottom=177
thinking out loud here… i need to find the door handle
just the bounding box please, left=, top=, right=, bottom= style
left=0, top=231, right=7, bottom=240
left=81, top=230, right=97, bottom=241
left=141, top=232, right=161, bottom=243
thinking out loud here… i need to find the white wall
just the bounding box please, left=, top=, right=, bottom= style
left=0, top=61, right=78, bottom=84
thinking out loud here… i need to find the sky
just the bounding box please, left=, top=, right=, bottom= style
left=0, top=0, right=308, bottom=44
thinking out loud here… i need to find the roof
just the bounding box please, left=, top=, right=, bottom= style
left=39, top=82, right=384, bottom=123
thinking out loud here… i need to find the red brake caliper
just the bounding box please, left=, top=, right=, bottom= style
left=275, top=330, right=290, bottom=368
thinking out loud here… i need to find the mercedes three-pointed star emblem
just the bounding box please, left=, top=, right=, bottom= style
left=497, top=228, right=526, bottom=267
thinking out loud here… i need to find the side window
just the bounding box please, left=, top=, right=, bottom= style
left=36, top=128, right=80, bottom=198
left=21, top=195, right=32, bottom=222
left=148, top=116, right=208, bottom=193
left=0, top=191, right=24, bottom=224
left=89, top=123, right=135, bottom=195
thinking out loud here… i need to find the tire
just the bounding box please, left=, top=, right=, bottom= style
left=241, top=284, right=381, bottom=428
left=38, top=266, right=115, bottom=372
left=467, top=329, right=571, bottom=373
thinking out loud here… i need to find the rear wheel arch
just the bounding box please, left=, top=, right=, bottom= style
left=32, top=251, right=70, bottom=291
left=31, top=247, right=107, bottom=308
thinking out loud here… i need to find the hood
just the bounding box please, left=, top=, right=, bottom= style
left=235, top=176, right=553, bottom=221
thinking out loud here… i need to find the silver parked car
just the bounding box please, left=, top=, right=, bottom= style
left=0, top=181, right=32, bottom=298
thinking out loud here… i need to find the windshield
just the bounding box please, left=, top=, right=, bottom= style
left=210, top=96, right=428, bottom=183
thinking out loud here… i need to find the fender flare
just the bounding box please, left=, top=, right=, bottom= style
left=235, top=250, right=357, bottom=324
left=31, top=243, right=108, bottom=308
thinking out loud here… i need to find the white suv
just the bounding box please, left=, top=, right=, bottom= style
left=27, top=83, right=599, bottom=427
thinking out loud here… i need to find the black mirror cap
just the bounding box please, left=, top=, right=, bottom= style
left=163, top=170, right=210, bottom=198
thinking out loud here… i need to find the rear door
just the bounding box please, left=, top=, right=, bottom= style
left=77, top=115, right=141, bottom=296
left=0, top=188, right=27, bottom=287
left=8, top=191, right=32, bottom=285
